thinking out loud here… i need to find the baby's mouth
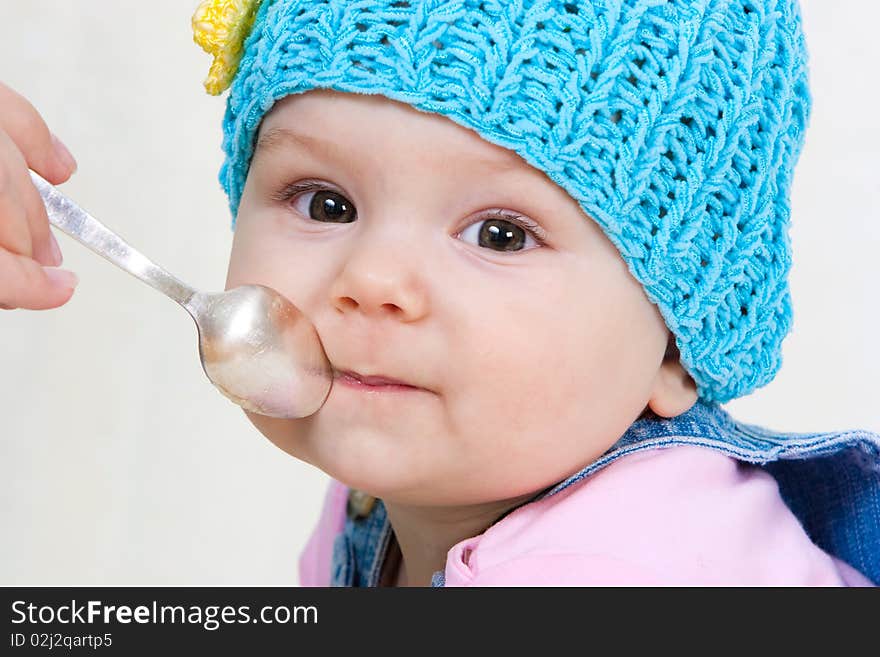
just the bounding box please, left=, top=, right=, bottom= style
left=335, top=369, right=418, bottom=388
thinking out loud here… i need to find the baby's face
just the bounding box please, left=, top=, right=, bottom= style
left=227, top=89, right=673, bottom=506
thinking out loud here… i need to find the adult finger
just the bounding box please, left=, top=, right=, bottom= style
left=0, top=132, right=33, bottom=257
left=0, top=248, right=77, bottom=310
left=0, top=129, right=59, bottom=265
left=0, top=81, right=77, bottom=185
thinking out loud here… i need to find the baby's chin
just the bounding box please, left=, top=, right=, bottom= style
left=320, top=453, right=557, bottom=510
left=241, top=410, right=527, bottom=504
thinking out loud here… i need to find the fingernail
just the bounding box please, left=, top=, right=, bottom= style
left=44, top=267, right=78, bottom=290
left=50, top=133, right=77, bottom=174
left=48, top=231, right=63, bottom=266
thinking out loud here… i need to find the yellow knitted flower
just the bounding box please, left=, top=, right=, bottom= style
left=192, top=0, right=263, bottom=95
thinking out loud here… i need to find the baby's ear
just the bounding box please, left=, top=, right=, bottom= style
left=645, top=335, right=698, bottom=419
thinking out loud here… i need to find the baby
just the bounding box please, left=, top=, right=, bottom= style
left=2, top=0, right=878, bottom=586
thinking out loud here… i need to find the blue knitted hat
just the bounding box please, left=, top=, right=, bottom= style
left=197, top=0, right=812, bottom=404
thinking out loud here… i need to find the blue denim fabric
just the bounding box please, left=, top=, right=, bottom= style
left=330, top=400, right=880, bottom=586
left=330, top=495, right=394, bottom=587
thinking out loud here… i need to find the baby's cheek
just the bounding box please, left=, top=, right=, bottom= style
left=228, top=232, right=290, bottom=288
left=442, top=322, right=588, bottom=488
left=448, top=285, right=652, bottom=491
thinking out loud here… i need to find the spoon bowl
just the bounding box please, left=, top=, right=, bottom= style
left=30, top=171, right=333, bottom=418
left=192, top=284, right=332, bottom=417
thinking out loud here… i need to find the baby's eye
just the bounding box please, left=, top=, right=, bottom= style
left=277, top=182, right=544, bottom=252
left=457, top=213, right=543, bottom=253
left=285, top=184, right=357, bottom=223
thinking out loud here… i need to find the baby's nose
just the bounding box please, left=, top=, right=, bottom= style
left=328, top=229, right=428, bottom=322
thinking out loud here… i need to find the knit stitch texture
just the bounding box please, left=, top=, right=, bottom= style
left=217, top=0, right=812, bottom=403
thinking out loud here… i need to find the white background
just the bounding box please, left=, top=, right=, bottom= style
left=1, top=1, right=878, bottom=585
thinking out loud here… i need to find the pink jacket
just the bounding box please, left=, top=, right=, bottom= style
left=299, top=445, right=872, bottom=586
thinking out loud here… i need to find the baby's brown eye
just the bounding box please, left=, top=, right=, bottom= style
left=307, top=190, right=356, bottom=223
left=459, top=216, right=540, bottom=252
left=481, top=219, right=526, bottom=251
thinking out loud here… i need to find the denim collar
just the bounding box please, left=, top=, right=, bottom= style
left=331, top=400, right=880, bottom=586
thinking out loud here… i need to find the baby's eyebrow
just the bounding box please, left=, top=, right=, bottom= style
left=254, top=126, right=524, bottom=174
left=254, top=127, right=344, bottom=161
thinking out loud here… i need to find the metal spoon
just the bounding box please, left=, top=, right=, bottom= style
left=30, top=171, right=333, bottom=419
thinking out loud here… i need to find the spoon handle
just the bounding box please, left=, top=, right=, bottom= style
left=30, top=171, right=197, bottom=309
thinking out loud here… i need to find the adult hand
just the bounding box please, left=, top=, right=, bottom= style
left=0, top=81, right=78, bottom=310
